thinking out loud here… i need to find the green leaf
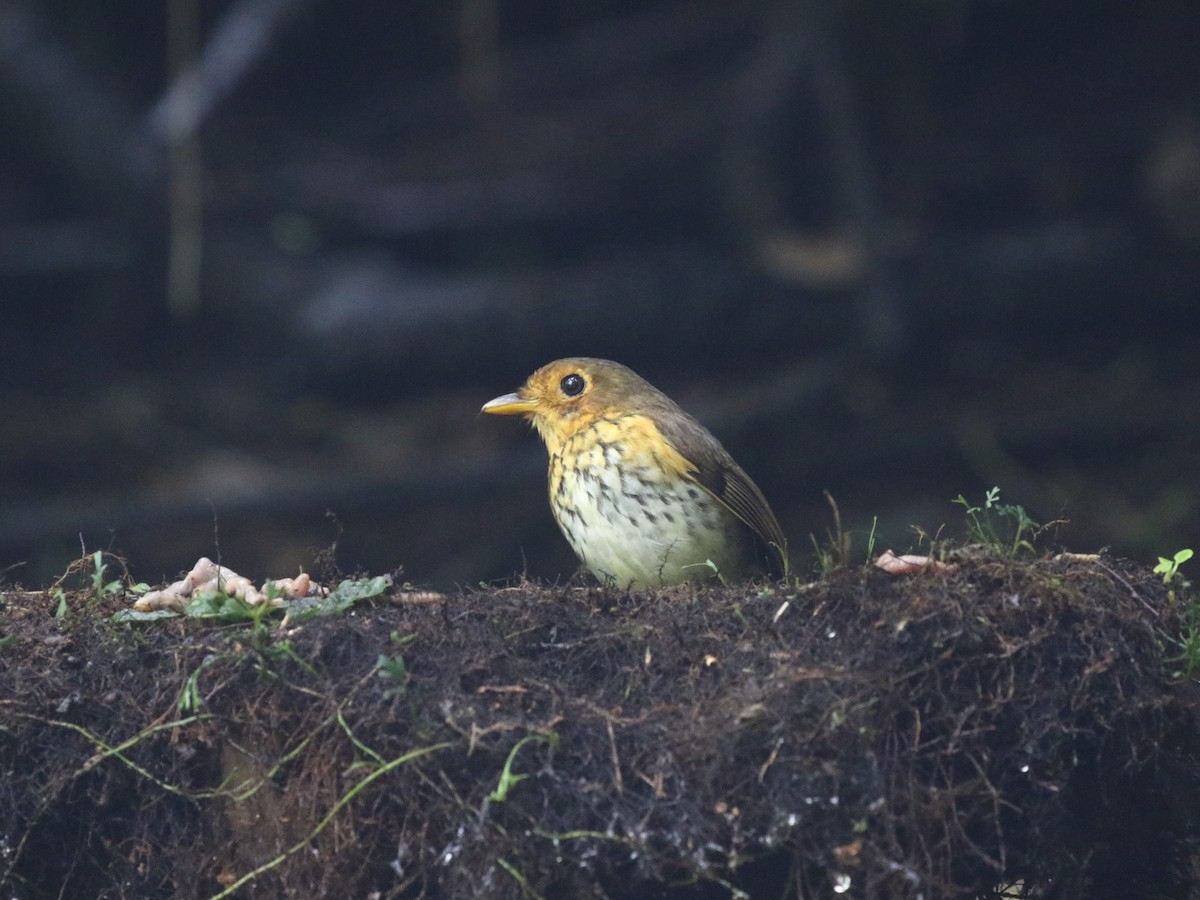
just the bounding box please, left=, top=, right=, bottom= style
left=112, top=608, right=181, bottom=622
left=489, top=733, right=559, bottom=802
left=377, top=653, right=409, bottom=699
left=287, top=575, right=391, bottom=620
left=185, top=589, right=258, bottom=620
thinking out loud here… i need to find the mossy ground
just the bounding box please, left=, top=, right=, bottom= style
left=2, top=551, right=1198, bottom=899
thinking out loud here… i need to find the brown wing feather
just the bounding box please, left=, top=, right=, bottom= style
left=715, top=462, right=789, bottom=573
left=648, top=406, right=788, bottom=577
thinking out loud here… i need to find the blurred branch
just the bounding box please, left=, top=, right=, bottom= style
left=164, top=0, right=203, bottom=316
left=149, top=0, right=308, bottom=315
left=148, top=0, right=309, bottom=144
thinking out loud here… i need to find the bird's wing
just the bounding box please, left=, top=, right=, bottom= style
left=713, top=462, right=789, bottom=574
left=650, top=411, right=788, bottom=577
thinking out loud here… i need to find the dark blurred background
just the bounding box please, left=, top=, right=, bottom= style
left=2, top=0, right=1198, bottom=589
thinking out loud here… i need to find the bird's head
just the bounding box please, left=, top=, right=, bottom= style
left=482, top=357, right=661, bottom=452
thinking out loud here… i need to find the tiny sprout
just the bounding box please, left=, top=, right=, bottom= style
left=1154, top=549, right=1194, bottom=584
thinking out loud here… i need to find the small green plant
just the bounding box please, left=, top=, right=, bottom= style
left=681, top=558, right=726, bottom=585
left=495, top=858, right=537, bottom=895
left=1168, top=602, right=1200, bottom=678
left=52, top=587, right=69, bottom=619
left=771, top=540, right=791, bottom=579
left=377, top=631, right=418, bottom=700
left=89, top=551, right=123, bottom=598
left=178, top=653, right=227, bottom=714
left=809, top=533, right=838, bottom=577
left=952, top=487, right=1041, bottom=555
left=1154, top=549, right=1193, bottom=585
left=809, top=491, right=854, bottom=576
left=376, top=653, right=408, bottom=697
left=489, top=733, right=559, bottom=802
left=1153, top=549, right=1200, bottom=677
left=48, top=550, right=149, bottom=617
left=179, top=665, right=205, bottom=714
left=865, top=515, right=878, bottom=563
left=181, top=584, right=315, bottom=678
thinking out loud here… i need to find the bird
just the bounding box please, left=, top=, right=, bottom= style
left=482, top=357, right=787, bottom=588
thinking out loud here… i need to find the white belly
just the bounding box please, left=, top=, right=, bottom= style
left=551, top=449, right=743, bottom=588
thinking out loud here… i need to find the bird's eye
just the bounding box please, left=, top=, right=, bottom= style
left=560, top=373, right=586, bottom=397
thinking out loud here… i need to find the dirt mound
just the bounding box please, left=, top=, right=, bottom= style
left=2, top=551, right=1197, bottom=898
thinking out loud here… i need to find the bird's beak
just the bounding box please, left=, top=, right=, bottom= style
left=481, top=391, right=537, bottom=416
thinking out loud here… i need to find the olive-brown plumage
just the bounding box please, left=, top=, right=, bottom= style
left=483, top=358, right=787, bottom=588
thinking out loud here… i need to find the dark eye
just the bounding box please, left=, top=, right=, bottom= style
left=560, top=373, right=586, bottom=397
